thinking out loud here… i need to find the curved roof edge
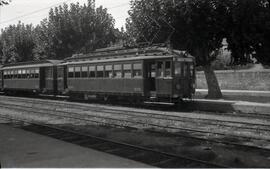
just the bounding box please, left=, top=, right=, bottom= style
left=66, top=46, right=192, bottom=62
left=1, top=60, right=63, bottom=70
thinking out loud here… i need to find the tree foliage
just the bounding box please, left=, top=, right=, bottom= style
left=34, top=0, right=117, bottom=60
left=127, top=0, right=230, bottom=65
left=0, top=22, right=35, bottom=63
left=0, top=0, right=119, bottom=63
left=226, top=0, right=270, bottom=66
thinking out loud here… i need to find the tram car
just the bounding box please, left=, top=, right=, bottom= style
left=62, top=46, right=196, bottom=102
left=2, top=60, right=62, bottom=95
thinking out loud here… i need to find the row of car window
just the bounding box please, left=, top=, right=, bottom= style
left=67, top=61, right=175, bottom=79
left=1, top=61, right=193, bottom=80
left=68, top=63, right=143, bottom=78
left=3, top=68, right=40, bottom=79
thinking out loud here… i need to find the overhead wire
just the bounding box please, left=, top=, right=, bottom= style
left=0, top=1, right=129, bottom=25
left=0, top=0, right=73, bottom=25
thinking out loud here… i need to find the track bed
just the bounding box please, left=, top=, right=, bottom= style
left=1, top=95, right=270, bottom=167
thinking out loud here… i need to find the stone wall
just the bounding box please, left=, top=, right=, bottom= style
left=196, top=69, right=270, bottom=91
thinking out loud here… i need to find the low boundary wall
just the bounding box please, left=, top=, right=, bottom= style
left=196, top=69, right=270, bottom=91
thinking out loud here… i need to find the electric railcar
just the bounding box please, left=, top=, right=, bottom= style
left=1, top=60, right=61, bottom=95
left=61, top=46, right=196, bottom=102
left=0, top=46, right=196, bottom=103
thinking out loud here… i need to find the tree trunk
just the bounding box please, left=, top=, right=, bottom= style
left=203, top=65, right=222, bottom=99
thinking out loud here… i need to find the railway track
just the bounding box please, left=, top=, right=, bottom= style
left=0, top=96, right=270, bottom=153
left=1, top=96, right=270, bottom=136
left=1, top=99, right=269, bottom=141
left=2, top=95, right=270, bottom=129
left=3, top=94, right=270, bottom=118
left=0, top=115, right=225, bottom=168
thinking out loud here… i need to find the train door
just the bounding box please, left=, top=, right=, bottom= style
left=156, top=60, right=173, bottom=98
left=182, top=62, right=191, bottom=97
left=0, top=70, right=2, bottom=91
left=174, top=61, right=195, bottom=98
left=57, top=65, right=67, bottom=93
left=187, top=62, right=196, bottom=95
left=53, top=66, right=58, bottom=95
left=144, top=61, right=156, bottom=97
left=39, top=67, right=45, bottom=92
left=40, top=67, right=54, bottom=94
left=45, top=67, right=55, bottom=93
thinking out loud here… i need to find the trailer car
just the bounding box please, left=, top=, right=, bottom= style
left=2, top=60, right=61, bottom=95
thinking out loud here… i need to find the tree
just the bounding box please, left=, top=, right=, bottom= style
left=33, top=20, right=53, bottom=60
left=34, top=0, right=117, bottom=60
left=226, top=0, right=270, bottom=66
left=0, top=0, right=11, bottom=63
left=127, top=0, right=229, bottom=98
left=0, top=22, right=36, bottom=63
left=0, top=0, right=120, bottom=63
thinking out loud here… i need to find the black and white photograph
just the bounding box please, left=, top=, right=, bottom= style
left=0, top=0, right=269, bottom=168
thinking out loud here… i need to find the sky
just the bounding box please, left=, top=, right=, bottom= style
left=0, top=0, right=130, bottom=30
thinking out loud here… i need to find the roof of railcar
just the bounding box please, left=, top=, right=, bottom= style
left=64, top=46, right=193, bottom=65
left=62, top=55, right=175, bottom=66
left=2, top=60, right=62, bottom=70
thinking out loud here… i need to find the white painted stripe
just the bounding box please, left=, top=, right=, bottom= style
left=196, top=89, right=270, bottom=94
left=62, top=55, right=174, bottom=66
left=144, top=101, right=175, bottom=105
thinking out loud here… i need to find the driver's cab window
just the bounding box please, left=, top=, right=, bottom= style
left=165, top=61, right=171, bottom=77
left=175, top=62, right=181, bottom=76
left=150, top=63, right=156, bottom=78
left=157, top=62, right=164, bottom=77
